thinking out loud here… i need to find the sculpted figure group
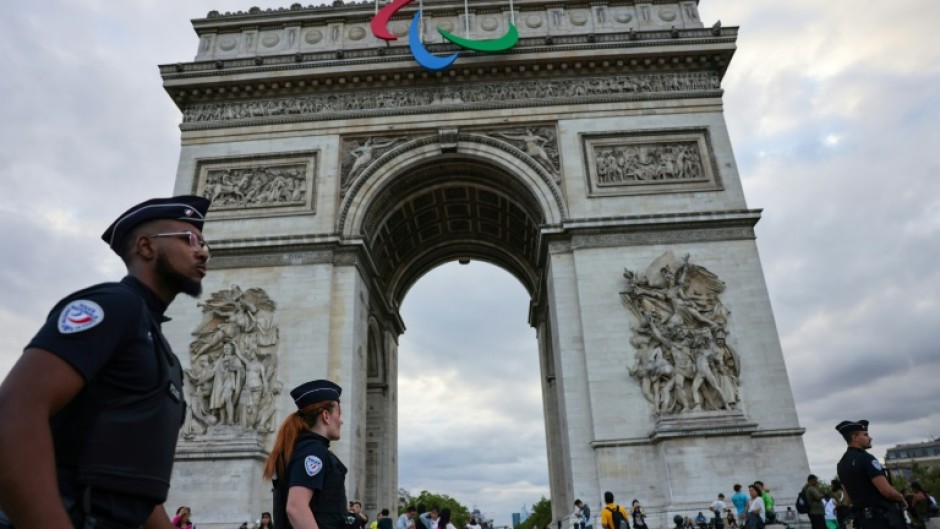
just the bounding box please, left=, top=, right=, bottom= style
left=182, top=285, right=282, bottom=439
left=203, top=165, right=307, bottom=208
left=596, top=142, right=704, bottom=184
left=621, top=251, right=741, bottom=414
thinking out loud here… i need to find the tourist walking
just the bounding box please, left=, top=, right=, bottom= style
left=745, top=484, right=765, bottom=529
left=601, top=492, right=629, bottom=529
left=630, top=500, right=648, bottom=529
left=731, top=485, right=749, bottom=527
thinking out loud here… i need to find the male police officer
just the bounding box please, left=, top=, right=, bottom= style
left=0, top=196, right=212, bottom=529
left=835, top=420, right=907, bottom=529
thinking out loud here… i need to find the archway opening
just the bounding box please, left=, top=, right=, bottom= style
left=357, top=154, right=557, bottom=526
left=398, top=261, right=549, bottom=526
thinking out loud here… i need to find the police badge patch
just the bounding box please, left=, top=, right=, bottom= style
left=58, top=300, right=105, bottom=334
left=305, top=455, right=323, bottom=476
left=872, top=459, right=883, bottom=471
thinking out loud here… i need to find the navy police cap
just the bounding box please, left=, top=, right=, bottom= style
left=101, top=195, right=211, bottom=253
left=291, top=379, right=342, bottom=410
left=835, top=419, right=869, bottom=435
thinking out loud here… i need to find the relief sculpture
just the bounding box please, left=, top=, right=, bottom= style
left=182, top=285, right=281, bottom=439
left=620, top=251, right=740, bottom=415
left=490, top=127, right=560, bottom=180
left=595, top=141, right=704, bottom=184
left=341, top=137, right=406, bottom=194
left=202, top=164, right=308, bottom=208
left=182, top=72, right=720, bottom=125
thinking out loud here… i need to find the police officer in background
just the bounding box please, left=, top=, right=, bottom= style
left=0, top=196, right=212, bottom=529
left=264, top=380, right=347, bottom=529
left=835, top=420, right=907, bottom=529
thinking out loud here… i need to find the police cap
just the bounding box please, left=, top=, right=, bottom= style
left=291, top=379, right=342, bottom=409
left=101, top=195, right=211, bottom=253
left=835, top=420, right=869, bottom=435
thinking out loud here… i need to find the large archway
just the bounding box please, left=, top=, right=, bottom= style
left=163, top=2, right=811, bottom=526
left=352, top=149, right=567, bottom=517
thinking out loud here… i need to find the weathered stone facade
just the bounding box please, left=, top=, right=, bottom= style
left=159, top=1, right=809, bottom=527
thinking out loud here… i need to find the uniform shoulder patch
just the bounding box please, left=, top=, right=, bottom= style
left=58, top=300, right=105, bottom=334
left=305, top=455, right=323, bottom=477
left=872, top=459, right=883, bottom=471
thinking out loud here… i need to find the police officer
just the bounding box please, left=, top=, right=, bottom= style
left=264, top=380, right=347, bottom=529
left=835, top=420, right=907, bottom=529
left=0, top=196, right=212, bottom=529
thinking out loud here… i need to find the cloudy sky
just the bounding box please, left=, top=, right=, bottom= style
left=1, top=0, right=938, bottom=525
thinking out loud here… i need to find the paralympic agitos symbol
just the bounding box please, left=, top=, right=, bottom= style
left=370, top=0, right=519, bottom=71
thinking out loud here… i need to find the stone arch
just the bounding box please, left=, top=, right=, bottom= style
left=339, top=133, right=567, bottom=238
left=339, top=133, right=567, bottom=305
left=341, top=140, right=563, bottom=305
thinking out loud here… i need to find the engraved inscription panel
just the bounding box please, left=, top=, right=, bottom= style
left=583, top=129, right=721, bottom=197
left=194, top=152, right=317, bottom=219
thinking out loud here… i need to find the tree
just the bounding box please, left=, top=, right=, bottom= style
left=516, top=497, right=552, bottom=529
left=889, top=462, right=940, bottom=496
left=401, top=490, right=472, bottom=529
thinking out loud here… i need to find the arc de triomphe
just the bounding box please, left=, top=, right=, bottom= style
left=159, top=1, right=810, bottom=526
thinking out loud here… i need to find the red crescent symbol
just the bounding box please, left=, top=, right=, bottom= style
left=68, top=315, right=93, bottom=324
left=371, top=0, right=414, bottom=41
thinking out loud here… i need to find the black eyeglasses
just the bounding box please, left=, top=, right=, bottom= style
left=145, top=231, right=211, bottom=258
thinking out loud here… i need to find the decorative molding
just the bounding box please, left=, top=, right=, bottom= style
left=438, top=126, right=459, bottom=153
left=194, top=151, right=317, bottom=219
left=582, top=127, right=722, bottom=197
left=570, top=227, right=755, bottom=249
left=179, top=71, right=721, bottom=129
left=209, top=250, right=334, bottom=269
left=548, top=240, right=572, bottom=254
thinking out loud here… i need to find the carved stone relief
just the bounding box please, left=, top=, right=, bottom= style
left=340, top=136, right=408, bottom=195
left=181, top=72, right=721, bottom=127
left=620, top=252, right=740, bottom=415
left=194, top=152, right=317, bottom=218
left=183, top=286, right=281, bottom=440
left=582, top=128, right=721, bottom=196
left=487, top=126, right=560, bottom=181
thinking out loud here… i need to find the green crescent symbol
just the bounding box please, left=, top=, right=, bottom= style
left=437, top=23, right=519, bottom=53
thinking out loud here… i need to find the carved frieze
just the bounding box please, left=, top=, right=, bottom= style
left=487, top=126, right=560, bottom=181
left=183, top=286, right=281, bottom=440
left=194, top=152, right=317, bottom=219
left=620, top=252, right=740, bottom=415
left=582, top=128, right=721, bottom=196
left=181, top=71, right=721, bottom=128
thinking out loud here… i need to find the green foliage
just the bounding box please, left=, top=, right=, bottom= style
left=890, top=462, right=940, bottom=495
left=516, top=497, right=552, bottom=529
left=400, top=490, right=472, bottom=529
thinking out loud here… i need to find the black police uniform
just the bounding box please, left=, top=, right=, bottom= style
left=26, top=275, right=185, bottom=527
left=837, top=447, right=903, bottom=529
left=274, top=431, right=348, bottom=529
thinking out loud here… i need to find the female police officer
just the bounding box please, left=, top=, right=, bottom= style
left=264, top=380, right=348, bottom=529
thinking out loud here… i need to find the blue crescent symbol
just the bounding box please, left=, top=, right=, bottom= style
left=409, top=12, right=458, bottom=72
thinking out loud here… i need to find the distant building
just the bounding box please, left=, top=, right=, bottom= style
left=884, top=438, right=940, bottom=480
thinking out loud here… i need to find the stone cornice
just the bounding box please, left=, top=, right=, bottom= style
left=161, top=28, right=736, bottom=85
